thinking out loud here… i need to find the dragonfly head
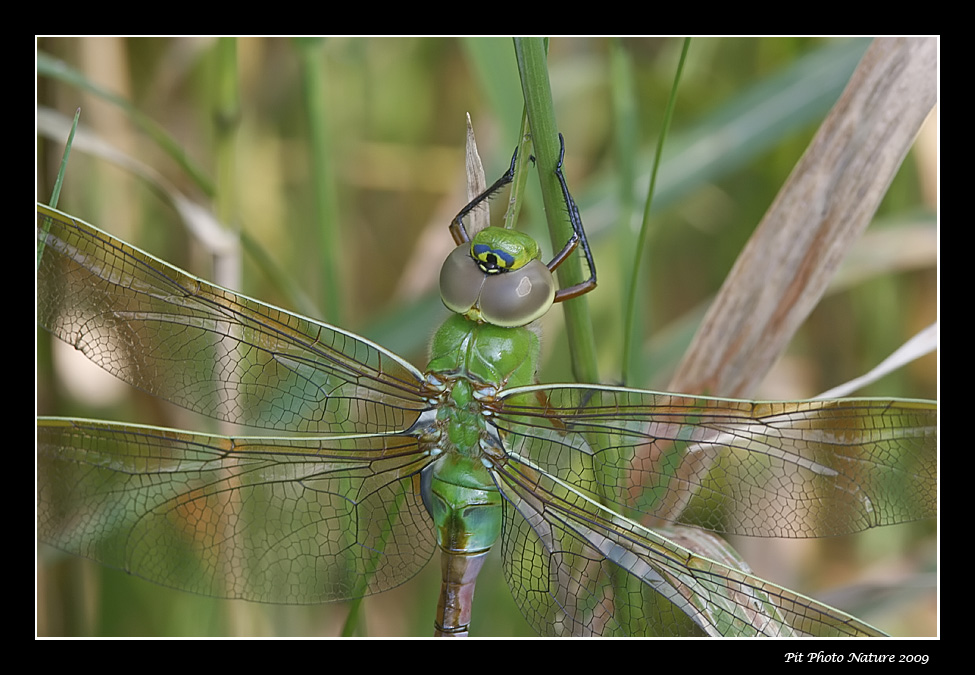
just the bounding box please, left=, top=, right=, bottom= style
left=469, top=228, right=539, bottom=274
left=440, top=227, right=556, bottom=327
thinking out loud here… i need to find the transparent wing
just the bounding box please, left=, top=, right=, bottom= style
left=492, top=454, right=885, bottom=636
left=496, top=385, right=936, bottom=538
left=38, top=418, right=436, bottom=603
left=37, top=204, right=428, bottom=434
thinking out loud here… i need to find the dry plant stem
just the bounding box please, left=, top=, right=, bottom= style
left=670, top=37, right=937, bottom=399
left=465, top=114, right=490, bottom=232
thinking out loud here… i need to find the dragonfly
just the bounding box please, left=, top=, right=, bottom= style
left=36, top=138, right=937, bottom=637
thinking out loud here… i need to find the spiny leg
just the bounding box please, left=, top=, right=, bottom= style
left=449, top=147, right=520, bottom=245
left=548, top=133, right=597, bottom=302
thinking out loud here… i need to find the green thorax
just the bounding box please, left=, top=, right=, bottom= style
left=427, top=312, right=540, bottom=390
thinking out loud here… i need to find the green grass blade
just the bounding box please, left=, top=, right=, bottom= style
left=38, top=107, right=80, bottom=271
left=621, top=38, right=690, bottom=384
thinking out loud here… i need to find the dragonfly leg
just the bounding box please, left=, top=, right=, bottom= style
left=449, top=147, right=520, bottom=245
left=548, top=133, right=597, bottom=303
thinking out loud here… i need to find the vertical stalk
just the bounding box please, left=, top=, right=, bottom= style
left=513, top=37, right=599, bottom=384
left=609, top=40, right=640, bottom=384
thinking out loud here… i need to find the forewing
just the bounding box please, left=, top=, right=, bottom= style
left=37, top=204, right=427, bottom=434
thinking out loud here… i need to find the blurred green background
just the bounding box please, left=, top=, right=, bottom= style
left=36, top=36, right=937, bottom=637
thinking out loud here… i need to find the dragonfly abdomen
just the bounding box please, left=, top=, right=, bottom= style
left=418, top=313, right=543, bottom=635
left=421, top=453, right=503, bottom=637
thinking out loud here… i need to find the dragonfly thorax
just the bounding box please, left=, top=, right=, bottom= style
left=427, top=313, right=541, bottom=395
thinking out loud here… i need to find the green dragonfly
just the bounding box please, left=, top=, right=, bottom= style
left=36, top=140, right=937, bottom=637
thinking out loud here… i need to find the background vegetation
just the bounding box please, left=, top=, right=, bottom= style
left=37, top=36, right=937, bottom=637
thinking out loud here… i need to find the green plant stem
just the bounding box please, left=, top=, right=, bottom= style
left=609, top=40, right=639, bottom=384
left=513, top=37, right=599, bottom=385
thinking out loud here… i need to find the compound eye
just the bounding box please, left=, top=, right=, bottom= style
left=440, top=245, right=486, bottom=316
left=476, top=258, right=555, bottom=326
left=440, top=244, right=556, bottom=327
